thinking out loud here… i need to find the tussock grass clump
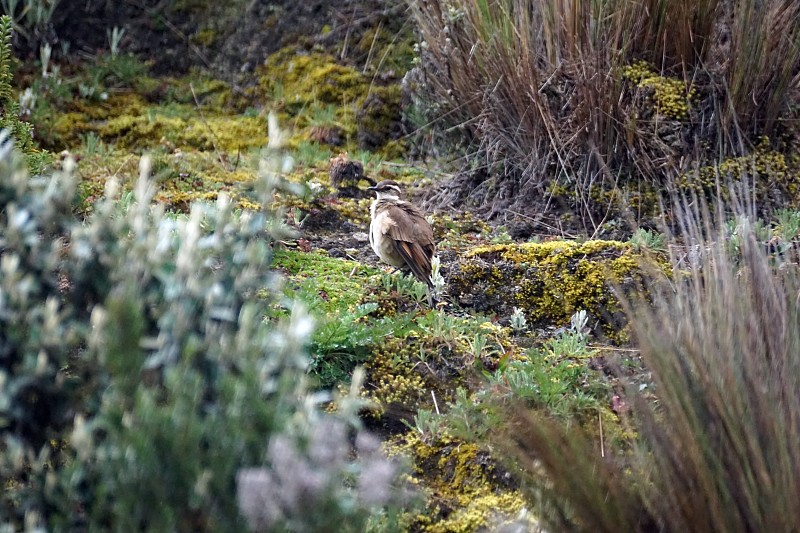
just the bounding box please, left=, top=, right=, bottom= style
left=497, top=203, right=800, bottom=531
left=410, top=0, right=800, bottom=221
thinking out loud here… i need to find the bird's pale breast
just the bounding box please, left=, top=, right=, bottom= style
left=370, top=208, right=405, bottom=268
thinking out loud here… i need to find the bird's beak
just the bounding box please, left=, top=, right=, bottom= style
left=367, top=185, right=377, bottom=191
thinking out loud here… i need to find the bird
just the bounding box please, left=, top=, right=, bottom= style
left=367, top=180, right=436, bottom=304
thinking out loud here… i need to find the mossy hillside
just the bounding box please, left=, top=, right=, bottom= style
left=32, top=64, right=251, bottom=151
left=73, top=143, right=264, bottom=213
left=388, top=432, right=533, bottom=532
left=258, top=46, right=407, bottom=157
left=98, top=108, right=267, bottom=152
left=352, top=22, right=416, bottom=75
left=260, top=46, right=368, bottom=112
left=451, top=240, right=666, bottom=336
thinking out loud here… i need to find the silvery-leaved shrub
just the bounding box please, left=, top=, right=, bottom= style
left=0, top=122, right=409, bottom=531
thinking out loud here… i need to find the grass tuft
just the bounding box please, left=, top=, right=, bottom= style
left=496, top=198, right=800, bottom=532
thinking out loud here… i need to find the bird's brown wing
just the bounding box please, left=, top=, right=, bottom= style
left=384, top=203, right=435, bottom=286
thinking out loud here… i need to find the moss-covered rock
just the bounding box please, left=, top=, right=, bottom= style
left=450, top=240, right=666, bottom=337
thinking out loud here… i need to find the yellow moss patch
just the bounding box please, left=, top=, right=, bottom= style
left=623, top=61, right=696, bottom=120
left=98, top=112, right=267, bottom=152
left=388, top=432, right=533, bottom=532
left=257, top=46, right=406, bottom=154
left=364, top=337, right=447, bottom=414
left=680, top=136, right=800, bottom=199
left=75, top=147, right=261, bottom=214
left=68, top=93, right=148, bottom=122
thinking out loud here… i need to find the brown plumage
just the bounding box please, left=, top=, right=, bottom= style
left=368, top=180, right=436, bottom=288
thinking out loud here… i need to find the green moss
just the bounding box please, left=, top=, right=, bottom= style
left=191, top=27, right=219, bottom=47
left=364, top=335, right=457, bottom=414
left=256, top=46, right=410, bottom=154
left=356, top=84, right=404, bottom=153
left=354, top=23, right=417, bottom=74
left=75, top=147, right=261, bottom=214
left=275, top=248, right=377, bottom=314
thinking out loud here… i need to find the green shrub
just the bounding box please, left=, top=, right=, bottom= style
left=0, top=123, right=408, bottom=530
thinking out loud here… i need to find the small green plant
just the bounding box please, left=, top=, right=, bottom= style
left=310, top=303, right=410, bottom=388
left=490, top=225, right=513, bottom=244
left=416, top=309, right=462, bottom=347
left=295, top=140, right=332, bottom=166
left=774, top=208, right=800, bottom=240
left=481, top=309, right=602, bottom=420
left=724, top=214, right=772, bottom=255
left=430, top=255, right=445, bottom=300
left=444, top=387, right=500, bottom=442
left=404, top=407, right=446, bottom=443
left=467, top=332, right=488, bottom=358
left=630, top=227, right=665, bottom=252
left=547, top=309, right=591, bottom=357
left=81, top=131, right=111, bottom=157
left=107, top=26, right=125, bottom=57
left=307, top=103, right=338, bottom=126
left=510, top=306, right=527, bottom=332
left=381, top=270, right=429, bottom=304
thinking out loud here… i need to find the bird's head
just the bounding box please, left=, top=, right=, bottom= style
left=367, top=180, right=403, bottom=201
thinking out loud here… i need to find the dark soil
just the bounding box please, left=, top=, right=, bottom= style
left=45, top=0, right=408, bottom=85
